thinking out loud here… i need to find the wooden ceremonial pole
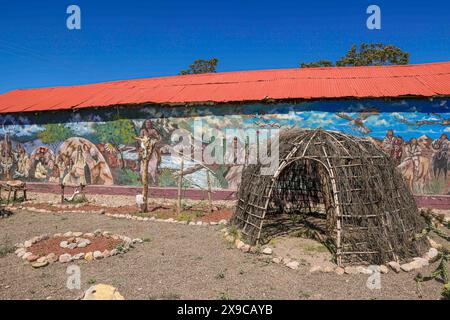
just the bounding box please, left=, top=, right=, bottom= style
left=142, top=156, right=150, bottom=213
left=206, top=170, right=213, bottom=212
left=177, top=157, right=184, bottom=215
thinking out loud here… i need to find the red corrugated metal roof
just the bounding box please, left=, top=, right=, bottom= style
left=1, top=61, right=450, bottom=114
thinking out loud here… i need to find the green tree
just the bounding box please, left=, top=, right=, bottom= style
left=300, top=60, right=334, bottom=68
left=300, top=43, right=409, bottom=68
left=37, top=123, right=74, bottom=151
left=179, top=58, right=219, bottom=75
left=95, top=118, right=137, bottom=169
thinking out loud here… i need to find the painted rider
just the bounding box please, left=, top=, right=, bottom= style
left=404, top=138, right=422, bottom=177
left=382, top=129, right=396, bottom=157
left=431, top=133, right=449, bottom=154
left=431, top=133, right=449, bottom=168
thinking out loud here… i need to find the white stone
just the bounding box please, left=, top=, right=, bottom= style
left=110, top=249, right=118, bottom=256
left=132, top=238, right=143, bottom=244
left=63, top=231, right=73, bottom=237
left=309, top=265, right=322, bottom=273
left=400, top=258, right=427, bottom=272
left=93, top=251, right=103, bottom=260
left=378, top=265, right=389, bottom=274
left=22, top=252, right=32, bottom=260
left=196, top=221, right=203, bottom=226
left=59, top=254, right=72, bottom=263
left=218, top=219, right=227, bottom=225
left=424, top=248, right=439, bottom=261
left=15, top=248, right=25, bottom=255
left=262, top=247, right=273, bottom=255
left=427, top=237, right=442, bottom=250
left=210, top=222, right=218, bottom=225
left=73, top=232, right=83, bottom=237
left=235, top=240, right=245, bottom=249
left=356, top=266, right=373, bottom=275
left=282, top=257, right=292, bottom=264
left=286, top=261, right=300, bottom=270
left=34, top=257, right=47, bottom=264
left=73, top=253, right=85, bottom=260
left=60, top=241, right=69, bottom=248
left=272, top=257, right=282, bottom=264
left=334, top=267, right=345, bottom=275
left=344, top=266, right=359, bottom=274
left=68, top=243, right=77, bottom=250
left=21, top=251, right=32, bottom=260
left=413, top=257, right=429, bottom=267
left=387, top=261, right=401, bottom=273
left=24, top=240, right=32, bottom=248
left=31, top=260, right=49, bottom=268
left=46, top=253, right=57, bottom=263
left=17, top=250, right=26, bottom=258
left=77, top=242, right=88, bottom=248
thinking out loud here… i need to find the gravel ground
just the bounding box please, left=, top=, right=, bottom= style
left=0, top=209, right=446, bottom=300
left=26, top=192, right=236, bottom=209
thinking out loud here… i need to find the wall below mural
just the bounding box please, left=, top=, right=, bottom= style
left=0, top=98, right=449, bottom=195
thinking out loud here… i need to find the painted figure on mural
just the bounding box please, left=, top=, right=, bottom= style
left=398, top=137, right=432, bottom=192
left=13, top=143, right=30, bottom=179
left=138, top=120, right=162, bottom=186
left=382, top=129, right=395, bottom=155
left=431, top=133, right=449, bottom=179
left=55, top=153, right=66, bottom=183
left=30, top=147, right=53, bottom=181
left=63, top=145, right=87, bottom=186
left=0, top=133, right=14, bottom=179
left=382, top=129, right=403, bottom=164
left=404, top=138, right=422, bottom=176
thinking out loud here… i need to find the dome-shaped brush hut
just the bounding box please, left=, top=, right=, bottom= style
left=232, top=128, right=427, bottom=266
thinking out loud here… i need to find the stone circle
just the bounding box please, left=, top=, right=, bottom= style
left=14, top=230, right=143, bottom=268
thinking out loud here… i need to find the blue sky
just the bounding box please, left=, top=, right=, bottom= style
left=1, top=0, right=449, bottom=93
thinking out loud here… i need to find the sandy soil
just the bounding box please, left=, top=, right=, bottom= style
left=0, top=209, right=447, bottom=300
left=26, top=192, right=236, bottom=209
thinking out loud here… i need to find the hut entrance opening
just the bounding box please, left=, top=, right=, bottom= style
left=261, top=158, right=337, bottom=254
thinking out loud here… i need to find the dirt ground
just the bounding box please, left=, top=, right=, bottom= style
left=0, top=207, right=447, bottom=300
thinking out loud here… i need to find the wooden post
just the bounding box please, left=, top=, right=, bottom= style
left=206, top=169, right=213, bottom=212
left=60, top=183, right=65, bottom=204
left=142, top=157, right=150, bottom=213
left=177, top=157, right=184, bottom=215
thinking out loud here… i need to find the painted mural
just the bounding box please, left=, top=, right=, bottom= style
left=0, top=98, right=449, bottom=195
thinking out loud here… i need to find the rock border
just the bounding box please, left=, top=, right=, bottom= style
left=6, top=203, right=228, bottom=227
left=220, top=227, right=439, bottom=275
left=14, top=229, right=143, bottom=268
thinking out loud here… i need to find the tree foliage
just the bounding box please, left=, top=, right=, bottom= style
left=179, top=58, right=219, bottom=75
left=37, top=123, right=74, bottom=150
left=300, top=43, right=409, bottom=68
left=300, top=60, right=334, bottom=68
left=95, top=118, right=136, bottom=146
left=95, top=118, right=137, bottom=169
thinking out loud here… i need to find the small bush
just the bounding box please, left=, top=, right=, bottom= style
left=218, top=292, right=231, bottom=300
left=0, top=235, right=15, bottom=258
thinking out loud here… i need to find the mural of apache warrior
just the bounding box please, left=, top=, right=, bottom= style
left=0, top=98, right=449, bottom=195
